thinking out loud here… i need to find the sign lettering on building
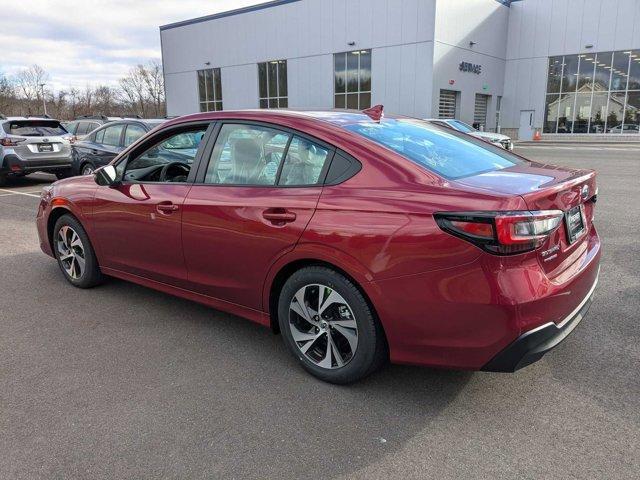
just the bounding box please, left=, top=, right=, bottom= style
left=459, top=61, right=482, bottom=74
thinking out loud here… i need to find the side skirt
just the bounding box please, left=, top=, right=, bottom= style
left=101, top=267, right=270, bottom=327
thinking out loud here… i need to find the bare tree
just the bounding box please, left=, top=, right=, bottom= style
left=0, top=74, right=15, bottom=113
left=14, top=65, right=49, bottom=115
left=0, top=62, right=166, bottom=119
left=141, top=61, right=165, bottom=117
left=119, top=65, right=148, bottom=117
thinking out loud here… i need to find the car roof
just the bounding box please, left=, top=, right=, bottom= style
left=3, top=116, right=61, bottom=122
left=163, top=109, right=413, bottom=129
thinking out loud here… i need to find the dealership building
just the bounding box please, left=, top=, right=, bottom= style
left=160, top=0, right=640, bottom=140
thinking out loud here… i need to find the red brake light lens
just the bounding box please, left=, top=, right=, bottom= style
left=435, top=210, right=564, bottom=255
left=449, top=220, right=494, bottom=239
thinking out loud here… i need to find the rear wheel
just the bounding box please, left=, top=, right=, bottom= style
left=0, top=173, right=6, bottom=186
left=278, top=266, right=387, bottom=384
left=55, top=170, right=71, bottom=180
left=53, top=214, right=104, bottom=288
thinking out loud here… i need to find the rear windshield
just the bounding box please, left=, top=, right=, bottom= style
left=345, top=119, right=523, bottom=179
left=3, top=120, right=67, bottom=137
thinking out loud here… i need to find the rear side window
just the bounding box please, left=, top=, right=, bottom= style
left=102, top=124, right=124, bottom=146
left=76, top=122, right=91, bottom=135
left=3, top=120, right=66, bottom=136
left=278, top=136, right=331, bottom=186
left=123, top=124, right=146, bottom=147
left=94, top=128, right=106, bottom=144
left=345, top=119, right=524, bottom=179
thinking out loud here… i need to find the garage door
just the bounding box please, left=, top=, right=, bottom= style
left=438, top=90, right=457, bottom=119
left=474, top=94, right=490, bottom=128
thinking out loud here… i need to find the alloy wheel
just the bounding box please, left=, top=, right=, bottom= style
left=82, top=165, right=94, bottom=175
left=56, top=225, right=85, bottom=279
left=288, top=283, right=358, bottom=369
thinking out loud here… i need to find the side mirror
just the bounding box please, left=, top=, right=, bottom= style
left=94, top=165, right=118, bottom=186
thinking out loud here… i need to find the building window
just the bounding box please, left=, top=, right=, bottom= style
left=258, top=60, right=288, bottom=108
left=473, top=94, right=490, bottom=129
left=438, top=90, right=458, bottom=118
left=544, top=49, right=640, bottom=134
left=197, top=68, right=223, bottom=112
left=334, top=50, right=371, bottom=110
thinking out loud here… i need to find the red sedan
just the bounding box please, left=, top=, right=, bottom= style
left=36, top=108, right=601, bottom=384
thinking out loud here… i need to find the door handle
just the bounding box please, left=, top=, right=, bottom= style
left=157, top=202, right=179, bottom=213
left=91, top=149, right=99, bottom=154
left=263, top=208, right=296, bottom=224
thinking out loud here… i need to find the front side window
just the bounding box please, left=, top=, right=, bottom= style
left=102, top=125, right=124, bottom=146
left=345, top=119, right=524, bottom=179
left=258, top=60, right=287, bottom=108
left=205, top=124, right=289, bottom=185
left=123, top=127, right=208, bottom=182
left=334, top=50, right=371, bottom=110
left=198, top=68, right=223, bottom=112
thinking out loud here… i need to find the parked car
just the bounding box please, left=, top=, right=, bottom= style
left=37, top=108, right=600, bottom=384
left=64, top=115, right=148, bottom=142
left=607, top=124, right=639, bottom=134
left=63, top=116, right=107, bottom=140
left=426, top=118, right=514, bottom=150
left=0, top=116, right=74, bottom=185
left=71, top=119, right=166, bottom=176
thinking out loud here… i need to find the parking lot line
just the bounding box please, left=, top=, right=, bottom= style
left=0, top=188, right=42, bottom=198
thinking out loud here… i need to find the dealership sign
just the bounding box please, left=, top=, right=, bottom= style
left=459, top=61, right=482, bottom=74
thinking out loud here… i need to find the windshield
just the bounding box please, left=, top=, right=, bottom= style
left=449, top=120, right=476, bottom=133
left=3, top=120, right=67, bottom=137
left=345, top=119, right=524, bottom=179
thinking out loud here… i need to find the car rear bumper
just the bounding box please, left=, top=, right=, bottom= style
left=1, top=153, right=72, bottom=175
left=481, top=269, right=598, bottom=372
left=370, top=225, right=601, bottom=370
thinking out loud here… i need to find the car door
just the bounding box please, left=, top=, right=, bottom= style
left=181, top=122, right=334, bottom=310
left=90, top=122, right=213, bottom=287
left=93, top=123, right=125, bottom=167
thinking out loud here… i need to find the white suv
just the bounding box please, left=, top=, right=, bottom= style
left=425, top=118, right=514, bottom=150
left=0, top=116, right=74, bottom=185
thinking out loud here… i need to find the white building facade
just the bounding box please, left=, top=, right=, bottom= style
left=160, top=0, right=640, bottom=140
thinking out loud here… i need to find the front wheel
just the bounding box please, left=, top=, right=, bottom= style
left=81, top=163, right=95, bottom=176
left=53, top=214, right=104, bottom=288
left=278, top=266, right=387, bottom=384
left=55, top=170, right=71, bottom=180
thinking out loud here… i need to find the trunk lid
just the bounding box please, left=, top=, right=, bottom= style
left=455, top=162, right=597, bottom=277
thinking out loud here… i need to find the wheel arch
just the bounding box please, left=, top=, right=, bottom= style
left=47, top=207, right=83, bottom=254
left=265, top=256, right=386, bottom=348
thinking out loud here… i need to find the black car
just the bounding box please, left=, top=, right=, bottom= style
left=71, top=119, right=165, bottom=176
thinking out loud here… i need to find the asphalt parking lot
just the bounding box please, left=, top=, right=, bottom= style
left=1, top=144, right=639, bottom=479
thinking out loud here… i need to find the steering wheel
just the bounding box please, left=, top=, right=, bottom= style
left=159, top=162, right=190, bottom=182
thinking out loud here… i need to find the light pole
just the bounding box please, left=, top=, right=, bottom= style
left=39, top=83, right=47, bottom=116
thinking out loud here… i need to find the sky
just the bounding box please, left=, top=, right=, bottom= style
left=2, top=0, right=265, bottom=92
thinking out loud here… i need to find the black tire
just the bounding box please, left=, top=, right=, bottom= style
left=80, top=163, right=95, bottom=176
left=0, top=174, right=7, bottom=186
left=278, top=266, right=387, bottom=384
left=53, top=214, right=104, bottom=288
left=55, top=169, right=72, bottom=180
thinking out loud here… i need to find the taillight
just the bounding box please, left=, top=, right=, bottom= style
left=435, top=210, right=564, bottom=255
left=0, top=137, right=26, bottom=147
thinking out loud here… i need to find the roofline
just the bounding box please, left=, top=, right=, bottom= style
left=159, top=0, right=303, bottom=32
